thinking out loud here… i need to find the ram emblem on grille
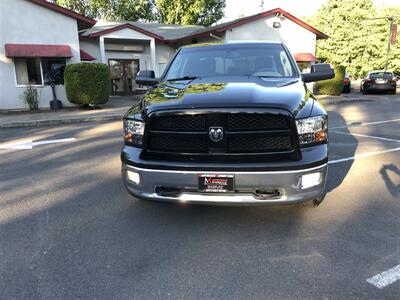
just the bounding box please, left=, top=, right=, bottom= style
left=209, top=127, right=224, bottom=143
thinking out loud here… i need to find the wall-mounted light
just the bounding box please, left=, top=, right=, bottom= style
left=273, top=22, right=281, bottom=28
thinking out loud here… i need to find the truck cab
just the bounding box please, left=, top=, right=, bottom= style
left=121, top=42, right=334, bottom=205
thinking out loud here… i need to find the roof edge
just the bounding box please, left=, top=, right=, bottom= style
left=80, top=49, right=96, bottom=61
left=79, top=7, right=328, bottom=42
left=274, top=8, right=328, bottom=40
left=173, top=7, right=328, bottom=42
left=87, top=23, right=165, bottom=40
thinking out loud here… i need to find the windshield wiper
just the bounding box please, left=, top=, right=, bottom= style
left=166, top=76, right=199, bottom=82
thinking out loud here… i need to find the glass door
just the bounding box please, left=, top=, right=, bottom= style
left=109, top=59, right=140, bottom=94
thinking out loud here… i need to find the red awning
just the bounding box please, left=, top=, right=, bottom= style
left=294, top=53, right=317, bottom=62
left=80, top=49, right=96, bottom=61
left=5, top=44, right=73, bottom=58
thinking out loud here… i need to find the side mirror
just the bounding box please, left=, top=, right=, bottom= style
left=302, top=64, right=335, bottom=83
left=135, top=70, right=159, bottom=86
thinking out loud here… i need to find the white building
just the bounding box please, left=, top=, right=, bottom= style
left=0, top=0, right=327, bottom=110
left=0, top=0, right=97, bottom=110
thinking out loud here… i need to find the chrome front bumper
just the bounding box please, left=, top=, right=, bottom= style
left=121, top=163, right=328, bottom=205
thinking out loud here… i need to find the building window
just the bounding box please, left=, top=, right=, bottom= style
left=14, top=58, right=42, bottom=85
left=42, top=58, right=66, bottom=85
left=14, top=58, right=67, bottom=86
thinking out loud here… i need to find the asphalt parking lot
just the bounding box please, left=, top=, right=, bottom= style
left=1, top=94, right=400, bottom=299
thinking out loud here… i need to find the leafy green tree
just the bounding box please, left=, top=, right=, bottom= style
left=109, top=0, right=156, bottom=21
left=307, top=0, right=376, bottom=78
left=308, top=0, right=400, bottom=78
left=374, top=7, right=400, bottom=74
left=55, top=0, right=155, bottom=21
left=155, top=0, right=225, bottom=26
left=55, top=0, right=225, bottom=25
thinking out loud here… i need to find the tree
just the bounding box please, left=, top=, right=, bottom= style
left=109, top=0, right=155, bottom=21
left=155, top=0, right=225, bottom=26
left=55, top=0, right=156, bottom=21
left=55, top=0, right=225, bottom=25
left=374, top=7, right=400, bottom=74
left=307, top=0, right=400, bottom=78
left=307, top=0, right=377, bottom=78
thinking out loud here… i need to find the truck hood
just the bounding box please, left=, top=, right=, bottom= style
left=129, top=76, right=314, bottom=118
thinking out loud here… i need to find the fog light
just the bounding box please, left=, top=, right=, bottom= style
left=127, top=170, right=140, bottom=184
left=300, top=172, right=321, bottom=189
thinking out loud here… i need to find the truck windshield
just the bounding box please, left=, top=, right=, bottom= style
left=164, top=44, right=297, bottom=80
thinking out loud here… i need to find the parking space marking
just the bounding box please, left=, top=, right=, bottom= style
left=367, top=264, right=400, bottom=289
left=331, top=131, right=400, bottom=143
left=0, top=138, right=76, bottom=150
left=329, top=146, right=400, bottom=165
left=331, top=118, right=400, bottom=129
left=32, top=138, right=76, bottom=147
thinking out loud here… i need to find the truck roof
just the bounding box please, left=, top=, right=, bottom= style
left=181, top=41, right=284, bottom=49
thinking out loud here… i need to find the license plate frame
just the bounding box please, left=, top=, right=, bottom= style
left=198, top=174, right=235, bottom=193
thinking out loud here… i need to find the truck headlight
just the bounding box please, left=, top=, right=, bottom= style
left=124, top=119, right=145, bottom=147
left=296, top=115, right=327, bottom=146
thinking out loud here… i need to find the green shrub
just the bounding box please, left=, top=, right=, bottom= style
left=316, top=65, right=346, bottom=96
left=20, top=84, right=39, bottom=110
left=64, top=63, right=111, bottom=105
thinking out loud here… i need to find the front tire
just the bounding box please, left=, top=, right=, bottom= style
left=302, top=193, right=326, bottom=208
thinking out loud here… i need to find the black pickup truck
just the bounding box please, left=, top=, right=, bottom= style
left=121, top=42, right=334, bottom=205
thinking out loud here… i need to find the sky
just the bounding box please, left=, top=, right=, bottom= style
left=223, top=0, right=400, bottom=21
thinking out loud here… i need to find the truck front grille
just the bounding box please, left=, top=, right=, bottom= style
left=150, top=114, right=206, bottom=132
left=145, top=110, right=299, bottom=161
left=227, top=114, right=289, bottom=131
left=149, top=135, right=208, bottom=152
left=228, top=136, right=292, bottom=153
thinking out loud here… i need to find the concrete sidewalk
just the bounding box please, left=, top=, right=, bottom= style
left=318, top=89, right=399, bottom=104
left=0, top=95, right=139, bottom=128
left=317, top=94, right=374, bottom=104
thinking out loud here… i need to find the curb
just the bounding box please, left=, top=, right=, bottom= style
left=0, top=114, right=124, bottom=128
left=320, top=98, right=374, bottom=105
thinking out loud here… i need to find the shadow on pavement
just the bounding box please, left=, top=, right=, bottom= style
left=325, top=111, right=358, bottom=195
left=380, top=164, right=400, bottom=198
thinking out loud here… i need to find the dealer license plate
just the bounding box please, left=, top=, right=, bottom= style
left=198, top=174, right=235, bottom=192
left=376, top=78, right=387, bottom=84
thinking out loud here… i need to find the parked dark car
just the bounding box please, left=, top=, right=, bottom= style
left=360, top=71, right=397, bottom=94
left=121, top=42, right=334, bottom=206
left=394, top=74, right=400, bottom=87
left=342, top=75, right=351, bottom=93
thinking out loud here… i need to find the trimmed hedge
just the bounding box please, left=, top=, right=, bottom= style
left=316, top=65, right=346, bottom=96
left=64, top=63, right=111, bottom=105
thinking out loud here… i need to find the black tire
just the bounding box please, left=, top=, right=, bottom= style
left=391, top=88, right=396, bottom=95
left=302, top=200, right=321, bottom=208
left=302, top=193, right=326, bottom=208
left=363, top=89, right=368, bottom=95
